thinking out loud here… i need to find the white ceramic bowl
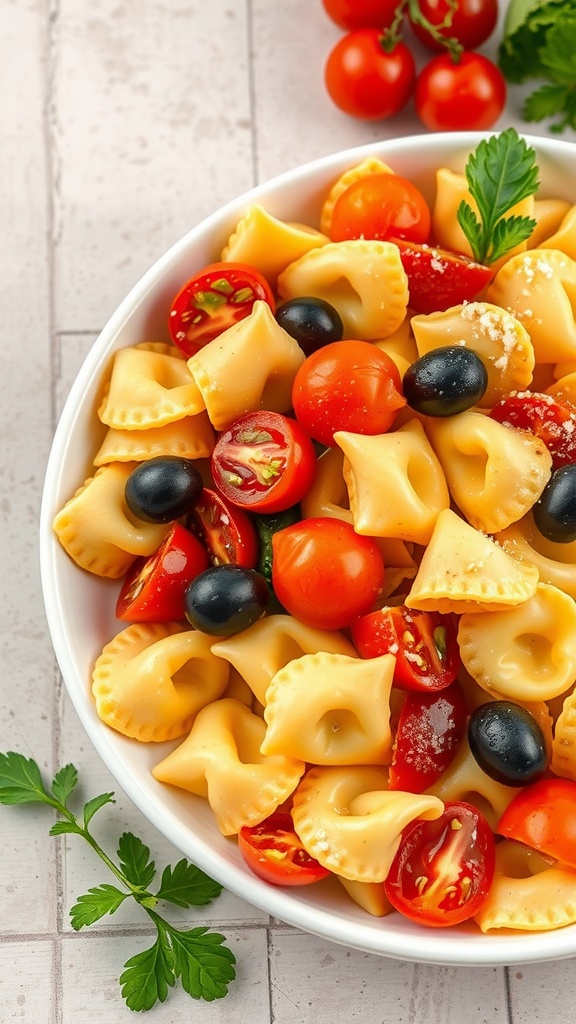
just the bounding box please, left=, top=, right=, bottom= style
left=40, top=131, right=576, bottom=967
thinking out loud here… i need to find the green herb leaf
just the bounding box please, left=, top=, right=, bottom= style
left=51, top=764, right=78, bottom=805
left=119, top=933, right=176, bottom=1012
left=49, top=819, right=85, bottom=837
left=82, top=791, right=115, bottom=827
left=0, top=752, right=53, bottom=806
left=70, top=883, right=129, bottom=930
left=117, top=831, right=156, bottom=888
left=156, top=859, right=223, bottom=908
left=170, top=926, right=236, bottom=1001
left=457, top=129, right=539, bottom=265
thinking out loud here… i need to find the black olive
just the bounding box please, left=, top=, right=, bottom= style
left=468, top=701, right=548, bottom=786
left=275, top=297, right=344, bottom=356
left=402, top=346, right=488, bottom=416
left=184, top=564, right=269, bottom=636
left=532, top=463, right=576, bottom=544
left=125, top=457, right=203, bottom=523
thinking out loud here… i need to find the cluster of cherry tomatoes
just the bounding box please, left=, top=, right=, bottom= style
left=322, top=0, right=506, bottom=131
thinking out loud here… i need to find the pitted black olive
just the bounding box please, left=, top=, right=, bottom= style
left=402, top=345, right=488, bottom=416
left=532, top=463, right=576, bottom=544
left=468, top=701, right=548, bottom=786
left=184, top=564, right=269, bottom=636
left=275, top=296, right=344, bottom=356
left=125, top=457, right=204, bottom=524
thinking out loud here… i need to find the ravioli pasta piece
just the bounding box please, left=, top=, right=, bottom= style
left=411, top=302, right=534, bottom=407
left=474, top=840, right=576, bottom=933
left=374, top=316, right=419, bottom=378
left=292, top=765, right=443, bottom=882
left=319, top=157, right=394, bottom=237
left=529, top=199, right=572, bottom=249
left=152, top=698, right=305, bottom=835
left=551, top=689, right=576, bottom=781
left=98, top=342, right=205, bottom=429
left=261, top=652, right=395, bottom=765
left=211, top=614, right=357, bottom=706
left=92, top=624, right=229, bottom=742
left=53, top=462, right=169, bottom=578
left=335, top=420, right=449, bottom=545
left=406, top=508, right=539, bottom=614
left=427, top=735, right=520, bottom=830
left=336, top=877, right=393, bottom=918
left=486, top=250, right=576, bottom=364
left=187, top=300, right=305, bottom=431
left=277, top=239, right=409, bottom=341
left=300, top=446, right=352, bottom=523
left=220, top=204, right=328, bottom=285
left=496, top=514, right=576, bottom=600
left=547, top=370, right=576, bottom=407
left=425, top=411, right=552, bottom=534
left=537, top=204, right=576, bottom=259
left=93, top=412, right=215, bottom=466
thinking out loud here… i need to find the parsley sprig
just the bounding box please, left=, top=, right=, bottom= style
left=457, top=128, right=539, bottom=266
left=0, top=751, right=236, bottom=1012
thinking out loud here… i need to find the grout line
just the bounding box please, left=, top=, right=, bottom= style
left=266, top=924, right=275, bottom=1024
left=246, top=0, right=259, bottom=186
left=504, top=965, right=514, bottom=1024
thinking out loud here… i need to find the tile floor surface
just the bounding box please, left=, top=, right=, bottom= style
left=2, top=1, right=576, bottom=1021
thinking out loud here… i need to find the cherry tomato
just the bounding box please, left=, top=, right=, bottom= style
left=187, top=487, right=258, bottom=567
left=489, top=392, right=576, bottom=470
left=238, top=811, right=330, bottom=886
left=271, top=517, right=385, bottom=630
left=211, top=411, right=316, bottom=514
left=168, top=261, right=275, bottom=357
left=292, top=340, right=406, bottom=448
left=116, top=522, right=209, bottom=622
left=384, top=802, right=496, bottom=927
left=322, top=0, right=399, bottom=31
left=330, top=174, right=431, bottom=245
left=389, top=682, right=468, bottom=792
left=325, top=31, right=416, bottom=121
left=414, top=53, right=506, bottom=132
left=391, top=238, right=493, bottom=314
left=410, top=0, right=498, bottom=52
left=350, top=606, right=461, bottom=692
left=497, top=778, right=576, bottom=869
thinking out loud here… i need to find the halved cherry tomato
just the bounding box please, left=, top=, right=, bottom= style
left=391, top=238, right=494, bottom=315
left=115, top=522, right=209, bottom=622
left=187, top=487, right=258, bottom=567
left=271, top=517, right=385, bottom=630
left=490, top=392, right=576, bottom=469
left=330, top=173, right=431, bottom=244
left=384, top=801, right=495, bottom=927
left=292, top=340, right=406, bottom=448
left=497, top=778, right=576, bottom=870
left=238, top=811, right=330, bottom=886
left=211, top=411, right=316, bottom=514
left=388, top=682, right=467, bottom=792
left=168, top=261, right=275, bottom=357
left=350, top=606, right=460, bottom=691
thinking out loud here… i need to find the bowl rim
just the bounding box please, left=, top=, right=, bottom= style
left=39, top=130, right=576, bottom=967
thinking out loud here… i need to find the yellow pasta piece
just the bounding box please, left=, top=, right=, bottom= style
left=152, top=698, right=305, bottom=835
left=336, top=877, right=393, bottom=917
left=425, top=411, right=552, bottom=534
left=300, top=446, right=352, bottom=524
left=53, top=462, right=169, bottom=578
left=319, top=157, right=393, bottom=236
left=261, top=652, right=395, bottom=765
left=220, top=204, right=328, bottom=285
left=93, top=413, right=215, bottom=466
left=427, top=735, right=520, bottom=831
left=373, top=315, right=419, bottom=378
left=536, top=203, right=576, bottom=259
left=277, top=239, right=409, bottom=341
left=529, top=199, right=572, bottom=249
left=475, top=840, right=576, bottom=933
left=335, top=420, right=449, bottom=545
left=458, top=584, right=576, bottom=702
left=551, top=688, right=576, bottom=781
left=292, top=765, right=443, bottom=882
left=496, top=514, right=576, bottom=600
left=547, top=370, right=576, bottom=407
left=411, top=302, right=534, bottom=407
left=92, top=624, right=229, bottom=742
left=211, top=614, right=357, bottom=706
left=406, top=508, right=539, bottom=614
left=486, top=249, right=576, bottom=364
left=98, top=342, right=205, bottom=429
left=187, top=300, right=305, bottom=431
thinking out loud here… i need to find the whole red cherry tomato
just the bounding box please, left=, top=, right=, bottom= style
left=410, top=0, right=498, bottom=51
left=322, top=0, right=399, bottom=31
left=384, top=802, right=496, bottom=927
left=238, top=811, right=330, bottom=886
left=211, top=411, right=316, bottom=514
left=350, top=606, right=461, bottom=691
left=497, top=778, right=576, bottom=869
left=292, top=340, right=406, bottom=448
left=271, top=517, right=385, bottom=630
left=168, top=262, right=275, bottom=357
left=325, top=31, right=416, bottom=121
left=414, top=52, right=506, bottom=132
left=490, top=392, right=576, bottom=470
left=187, top=487, right=259, bottom=567
left=391, top=238, right=494, bottom=314
left=330, top=174, right=431, bottom=245
left=388, top=682, right=468, bottom=792
left=116, top=522, right=209, bottom=622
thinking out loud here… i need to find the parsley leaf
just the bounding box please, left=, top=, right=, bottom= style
left=118, top=831, right=157, bottom=889
left=0, top=752, right=54, bottom=806
left=120, top=933, right=176, bottom=1012
left=457, top=128, right=539, bottom=265
left=169, top=925, right=237, bottom=1001
left=51, top=764, right=78, bottom=805
left=156, top=858, right=223, bottom=908
left=70, top=883, right=129, bottom=929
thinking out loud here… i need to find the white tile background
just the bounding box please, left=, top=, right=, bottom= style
left=2, top=1, right=576, bottom=1021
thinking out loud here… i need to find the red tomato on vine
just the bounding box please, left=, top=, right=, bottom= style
left=324, top=30, right=416, bottom=121
left=414, top=52, right=506, bottom=132
left=409, top=0, right=499, bottom=51
left=322, top=0, right=399, bottom=31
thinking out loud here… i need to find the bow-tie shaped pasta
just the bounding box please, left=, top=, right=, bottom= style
left=98, top=342, right=205, bottom=429
left=474, top=840, right=576, bottom=933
